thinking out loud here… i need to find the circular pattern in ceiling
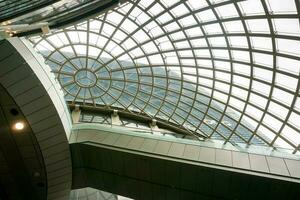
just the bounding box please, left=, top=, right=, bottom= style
left=74, top=69, right=97, bottom=88
left=57, top=56, right=114, bottom=100
left=29, top=0, right=300, bottom=154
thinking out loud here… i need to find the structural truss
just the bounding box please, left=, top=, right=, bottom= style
left=29, top=0, right=300, bottom=154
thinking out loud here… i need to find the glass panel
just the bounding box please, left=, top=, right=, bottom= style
left=28, top=0, right=300, bottom=154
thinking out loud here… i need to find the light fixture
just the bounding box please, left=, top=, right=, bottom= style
left=14, top=122, right=24, bottom=130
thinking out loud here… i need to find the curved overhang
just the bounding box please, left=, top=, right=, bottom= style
left=0, top=38, right=72, bottom=199
left=0, top=84, right=47, bottom=199
left=69, top=124, right=300, bottom=199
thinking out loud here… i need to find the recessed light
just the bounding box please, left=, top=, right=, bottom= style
left=14, top=122, right=24, bottom=130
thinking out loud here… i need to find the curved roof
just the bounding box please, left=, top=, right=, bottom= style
left=0, top=0, right=58, bottom=22
left=0, top=0, right=119, bottom=37
left=29, top=0, right=300, bottom=154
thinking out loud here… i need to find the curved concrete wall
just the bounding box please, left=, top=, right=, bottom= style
left=70, top=124, right=300, bottom=182
left=0, top=38, right=72, bottom=200
left=69, top=124, right=300, bottom=200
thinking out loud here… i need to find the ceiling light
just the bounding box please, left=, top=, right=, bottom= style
left=14, top=122, right=24, bottom=130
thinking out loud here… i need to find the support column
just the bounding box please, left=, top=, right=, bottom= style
left=71, top=105, right=81, bottom=124
left=111, top=110, right=121, bottom=126
left=149, top=119, right=160, bottom=134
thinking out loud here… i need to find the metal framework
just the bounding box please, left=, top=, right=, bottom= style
left=29, top=0, right=300, bottom=154
left=79, top=110, right=188, bottom=139
left=0, top=0, right=120, bottom=38
left=0, top=0, right=58, bottom=22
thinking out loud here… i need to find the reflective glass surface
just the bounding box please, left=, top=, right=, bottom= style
left=0, top=0, right=53, bottom=21
left=79, top=111, right=189, bottom=140
left=0, top=0, right=114, bottom=37
left=30, top=0, right=300, bottom=154
left=6, top=0, right=92, bottom=24
left=70, top=187, right=133, bottom=200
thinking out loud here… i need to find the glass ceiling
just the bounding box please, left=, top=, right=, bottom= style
left=29, top=0, right=300, bottom=154
left=0, top=0, right=117, bottom=37
left=0, top=0, right=56, bottom=22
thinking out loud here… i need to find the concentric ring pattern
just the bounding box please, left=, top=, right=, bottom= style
left=29, top=0, right=300, bottom=154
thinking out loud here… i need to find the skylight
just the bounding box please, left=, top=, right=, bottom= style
left=29, top=0, right=300, bottom=154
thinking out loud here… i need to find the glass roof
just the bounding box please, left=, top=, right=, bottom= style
left=0, top=0, right=118, bottom=37
left=0, top=0, right=56, bottom=22
left=79, top=111, right=195, bottom=140
left=29, top=0, right=300, bottom=154
left=70, top=187, right=133, bottom=200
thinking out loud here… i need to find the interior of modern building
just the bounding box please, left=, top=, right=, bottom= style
left=0, top=0, right=300, bottom=199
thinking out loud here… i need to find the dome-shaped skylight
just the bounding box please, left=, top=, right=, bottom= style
left=29, top=0, right=300, bottom=154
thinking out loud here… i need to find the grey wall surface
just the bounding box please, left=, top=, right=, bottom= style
left=0, top=38, right=72, bottom=200
left=70, top=125, right=300, bottom=200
